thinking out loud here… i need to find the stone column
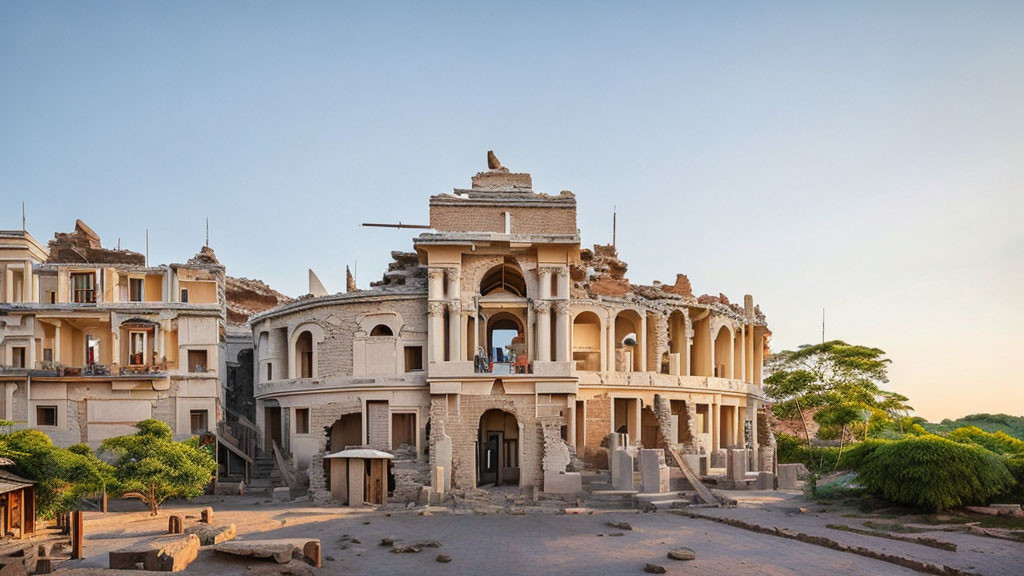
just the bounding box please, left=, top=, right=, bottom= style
left=538, top=267, right=552, bottom=300
left=746, top=324, right=755, bottom=384
left=534, top=301, right=551, bottom=362
left=556, top=266, right=570, bottom=299
left=554, top=300, right=570, bottom=363
left=606, top=312, right=616, bottom=372
left=448, top=301, right=462, bottom=362
left=54, top=323, right=61, bottom=366
left=23, top=261, right=32, bottom=302
left=712, top=401, right=721, bottom=452
left=639, top=314, right=648, bottom=372
left=427, top=302, right=445, bottom=363
left=750, top=401, right=759, bottom=469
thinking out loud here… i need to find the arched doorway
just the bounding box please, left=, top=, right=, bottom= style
left=295, top=331, right=314, bottom=378
left=478, top=409, right=520, bottom=487
left=485, top=312, right=525, bottom=371
left=572, top=311, right=602, bottom=371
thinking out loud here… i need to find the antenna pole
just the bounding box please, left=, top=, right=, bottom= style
left=612, top=205, right=617, bottom=248
left=22, top=201, right=26, bottom=232
left=822, top=307, right=825, bottom=343
left=205, top=218, right=210, bottom=246
left=145, top=229, right=149, bottom=267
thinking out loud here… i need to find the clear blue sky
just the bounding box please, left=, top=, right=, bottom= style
left=2, top=2, right=1022, bottom=420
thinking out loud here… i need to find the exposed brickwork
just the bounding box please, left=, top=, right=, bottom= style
left=429, top=205, right=577, bottom=235
left=583, top=394, right=611, bottom=467
left=306, top=399, right=363, bottom=504
left=366, top=400, right=389, bottom=450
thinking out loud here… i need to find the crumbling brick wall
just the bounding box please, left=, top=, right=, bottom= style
left=367, top=401, right=389, bottom=450
left=429, top=386, right=558, bottom=490
left=306, top=399, right=363, bottom=504
left=429, top=205, right=577, bottom=235
left=647, top=312, right=667, bottom=373
left=583, top=393, right=611, bottom=468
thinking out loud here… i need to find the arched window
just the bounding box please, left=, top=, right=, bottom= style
left=370, top=324, right=394, bottom=337
left=480, top=261, right=527, bottom=297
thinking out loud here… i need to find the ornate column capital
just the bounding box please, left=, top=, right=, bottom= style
left=447, top=300, right=463, bottom=314
left=442, top=266, right=461, bottom=279
left=427, top=268, right=445, bottom=281
left=554, top=266, right=569, bottom=278
left=427, top=302, right=445, bottom=317
left=553, top=300, right=570, bottom=315
left=533, top=300, right=550, bottom=314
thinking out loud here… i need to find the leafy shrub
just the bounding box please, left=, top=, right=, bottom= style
left=776, top=433, right=842, bottom=473
left=995, top=457, right=1024, bottom=504
left=1, top=430, right=112, bottom=518
left=923, top=414, right=1024, bottom=440
left=947, top=426, right=1024, bottom=456
left=836, top=438, right=888, bottom=471
left=102, top=419, right=216, bottom=515
left=853, top=436, right=1014, bottom=511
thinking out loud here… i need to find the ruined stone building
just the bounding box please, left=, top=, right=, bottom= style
left=251, top=155, right=773, bottom=500
left=0, top=221, right=224, bottom=446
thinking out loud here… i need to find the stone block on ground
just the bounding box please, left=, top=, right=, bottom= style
left=778, top=463, right=808, bottom=490
left=185, top=523, right=237, bottom=546
left=109, top=534, right=200, bottom=572
left=214, top=539, right=320, bottom=565
left=272, top=487, right=291, bottom=502
left=639, top=449, right=670, bottom=494
left=543, top=471, right=582, bottom=494
left=756, top=471, right=775, bottom=490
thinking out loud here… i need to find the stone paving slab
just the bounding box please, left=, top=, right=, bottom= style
left=687, top=500, right=1023, bottom=576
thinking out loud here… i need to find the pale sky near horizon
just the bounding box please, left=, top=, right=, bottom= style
left=1, top=2, right=1021, bottom=421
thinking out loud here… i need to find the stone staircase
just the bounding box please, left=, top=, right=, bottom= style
left=247, top=455, right=283, bottom=495
left=579, top=470, right=637, bottom=509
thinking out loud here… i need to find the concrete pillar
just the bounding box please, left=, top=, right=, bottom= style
left=554, top=301, right=569, bottom=362
left=22, top=261, right=32, bottom=302
left=733, top=406, right=740, bottom=449
left=567, top=394, right=577, bottom=449
left=745, top=325, right=754, bottom=384
left=728, top=330, right=735, bottom=379
left=750, top=402, right=759, bottom=469
left=535, top=301, right=550, bottom=362
left=54, top=323, right=61, bottom=366
left=3, top=266, right=12, bottom=302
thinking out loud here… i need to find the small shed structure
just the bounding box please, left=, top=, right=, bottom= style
left=323, top=448, right=393, bottom=506
left=0, top=463, right=36, bottom=539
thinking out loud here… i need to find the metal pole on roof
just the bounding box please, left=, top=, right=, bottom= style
left=146, top=229, right=149, bottom=267
left=612, top=205, right=617, bottom=249
left=206, top=218, right=210, bottom=247
left=22, top=201, right=26, bottom=232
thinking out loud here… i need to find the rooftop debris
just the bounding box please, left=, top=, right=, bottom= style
left=47, top=219, right=144, bottom=265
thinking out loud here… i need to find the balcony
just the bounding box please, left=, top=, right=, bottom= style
left=0, top=361, right=168, bottom=379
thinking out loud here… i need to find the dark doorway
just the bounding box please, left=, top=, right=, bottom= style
left=264, top=405, right=282, bottom=450
left=477, top=409, right=519, bottom=487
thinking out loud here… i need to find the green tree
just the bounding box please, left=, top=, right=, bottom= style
left=102, top=419, right=216, bottom=515
left=0, top=430, right=112, bottom=518
left=765, top=340, right=910, bottom=448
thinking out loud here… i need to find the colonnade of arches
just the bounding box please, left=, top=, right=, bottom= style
left=571, top=307, right=765, bottom=384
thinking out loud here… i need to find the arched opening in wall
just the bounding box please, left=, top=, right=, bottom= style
left=690, top=314, right=711, bottom=377
left=614, top=310, right=643, bottom=372
left=479, top=260, right=527, bottom=297
left=478, top=409, right=520, bottom=487
left=713, top=327, right=732, bottom=378
left=668, top=310, right=687, bottom=376
left=295, top=331, right=314, bottom=378
left=370, top=324, right=393, bottom=337
left=323, top=413, right=364, bottom=498
left=485, top=312, right=526, bottom=373
left=641, top=403, right=661, bottom=449
left=572, top=311, right=602, bottom=371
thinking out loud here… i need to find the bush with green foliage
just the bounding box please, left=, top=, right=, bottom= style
left=946, top=426, right=1024, bottom=456
left=995, top=457, right=1024, bottom=504
left=102, top=419, right=216, bottom=515
left=923, top=414, right=1024, bottom=441
left=775, top=433, right=842, bottom=473
left=0, top=429, right=112, bottom=518
left=851, top=436, right=1014, bottom=511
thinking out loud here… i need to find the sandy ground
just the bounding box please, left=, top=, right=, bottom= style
left=32, top=492, right=959, bottom=575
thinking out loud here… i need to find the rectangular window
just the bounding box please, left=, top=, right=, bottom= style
left=180, top=288, right=189, bottom=303
left=266, top=362, right=273, bottom=381
left=189, top=410, right=209, bottom=434
left=43, top=349, right=53, bottom=362
left=49, top=291, right=56, bottom=304
left=71, top=272, right=96, bottom=303
left=129, top=278, right=144, bottom=302
left=188, top=350, right=208, bottom=373
left=12, top=347, right=26, bottom=369
left=36, top=405, right=57, bottom=427
left=295, top=408, right=310, bottom=434
left=404, top=346, right=424, bottom=372
left=129, top=331, right=146, bottom=366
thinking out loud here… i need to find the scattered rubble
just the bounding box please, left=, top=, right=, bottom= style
left=667, top=547, right=696, bottom=561
left=225, top=276, right=291, bottom=324
left=47, top=219, right=145, bottom=265
left=644, top=562, right=667, bottom=574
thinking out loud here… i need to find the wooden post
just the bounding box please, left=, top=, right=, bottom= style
left=71, top=511, right=84, bottom=559
left=100, top=489, right=107, bottom=513
left=200, top=507, right=213, bottom=524
left=303, top=540, right=322, bottom=568
left=168, top=515, right=183, bottom=534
